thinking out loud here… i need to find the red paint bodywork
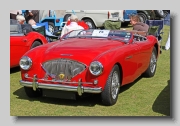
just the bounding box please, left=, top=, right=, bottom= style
left=10, top=32, right=48, bottom=68
left=20, top=30, right=160, bottom=91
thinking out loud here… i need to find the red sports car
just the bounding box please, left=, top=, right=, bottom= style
left=10, top=23, right=48, bottom=68
left=19, top=29, right=160, bottom=106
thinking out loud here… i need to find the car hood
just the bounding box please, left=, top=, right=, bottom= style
left=42, top=38, right=125, bottom=65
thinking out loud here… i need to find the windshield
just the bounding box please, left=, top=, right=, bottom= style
left=62, top=29, right=132, bottom=43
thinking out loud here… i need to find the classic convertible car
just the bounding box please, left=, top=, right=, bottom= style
left=10, top=22, right=48, bottom=68
left=19, top=29, right=160, bottom=106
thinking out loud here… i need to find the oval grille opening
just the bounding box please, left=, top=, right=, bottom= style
left=42, top=59, right=86, bottom=80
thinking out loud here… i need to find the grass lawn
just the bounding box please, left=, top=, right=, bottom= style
left=10, top=25, right=170, bottom=116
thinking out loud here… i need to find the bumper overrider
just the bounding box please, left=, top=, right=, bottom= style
left=19, top=75, right=102, bottom=96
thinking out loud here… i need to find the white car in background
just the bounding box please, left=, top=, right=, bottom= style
left=64, top=10, right=124, bottom=29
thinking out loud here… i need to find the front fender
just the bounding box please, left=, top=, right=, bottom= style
left=91, top=48, right=125, bottom=90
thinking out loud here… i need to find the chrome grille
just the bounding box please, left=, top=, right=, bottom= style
left=42, top=59, right=86, bottom=80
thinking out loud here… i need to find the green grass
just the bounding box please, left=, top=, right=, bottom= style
left=10, top=25, right=170, bottom=116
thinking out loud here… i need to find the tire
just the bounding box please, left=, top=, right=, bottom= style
left=24, top=87, right=42, bottom=98
left=31, top=41, right=42, bottom=49
left=143, top=47, right=157, bottom=77
left=154, top=10, right=165, bottom=18
left=48, top=22, right=55, bottom=34
left=101, top=65, right=120, bottom=106
left=83, top=19, right=96, bottom=29
left=63, top=14, right=71, bottom=22
left=137, top=12, right=148, bottom=23
left=163, top=11, right=169, bottom=18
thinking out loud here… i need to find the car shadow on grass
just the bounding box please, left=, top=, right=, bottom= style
left=13, top=87, right=104, bottom=107
left=152, top=80, right=170, bottom=116
left=119, top=76, right=143, bottom=93
left=10, top=66, right=20, bottom=74
left=13, top=76, right=143, bottom=107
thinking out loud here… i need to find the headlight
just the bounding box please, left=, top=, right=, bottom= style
left=19, top=56, right=32, bottom=70
left=89, top=61, right=103, bottom=76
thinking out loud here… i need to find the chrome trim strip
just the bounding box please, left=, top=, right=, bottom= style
left=19, top=80, right=102, bottom=94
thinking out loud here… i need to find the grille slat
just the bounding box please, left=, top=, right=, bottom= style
left=42, top=59, right=86, bottom=80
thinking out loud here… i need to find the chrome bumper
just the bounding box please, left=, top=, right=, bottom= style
left=19, top=75, right=102, bottom=96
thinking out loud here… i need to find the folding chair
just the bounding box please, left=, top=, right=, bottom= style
left=32, top=25, right=46, bottom=36
left=32, top=25, right=59, bottom=42
left=146, top=20, right=164, bottom=53
left=36, top=22, right=49, bottom=32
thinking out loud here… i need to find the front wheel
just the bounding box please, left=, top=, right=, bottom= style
left=143, top=47, right=157, bottom=77
left=101, top=65, right=120, bottom=106
left=48, top=22, right=55, bottom=34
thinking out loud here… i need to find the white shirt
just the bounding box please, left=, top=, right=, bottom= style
left=61, top=22, right=84, bottom=37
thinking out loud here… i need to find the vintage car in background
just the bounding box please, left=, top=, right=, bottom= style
left=22, top=10, right=64, bottom=34
left=137, top=10, right=168, bottom=23
left=10, top=20, right=48, bottom=68
left=19, top=29, right=160, bottom=106
left=63, top=10, right=124, bottom=29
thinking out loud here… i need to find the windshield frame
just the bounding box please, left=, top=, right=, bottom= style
left=61, top=29, right=133, bottom=43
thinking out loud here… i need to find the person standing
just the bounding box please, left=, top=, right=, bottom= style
left=24, top=10, right=40, bottom=23
left=165, top=32, right=170, bottom=50
left=10, top=10, right=22, bottom=19
left=164, top=11, right=170, bottom=50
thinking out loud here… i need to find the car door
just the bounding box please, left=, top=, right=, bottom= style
left=121, top=43, right=140, bottom=84
left=133, top=37, right=152, bottom=76
left=10, top=34, right=29, bottom=67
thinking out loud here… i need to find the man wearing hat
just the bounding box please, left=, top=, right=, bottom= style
left=61, top=14, right=84, bottom=37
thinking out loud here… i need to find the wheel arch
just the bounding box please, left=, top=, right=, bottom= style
left=29, top=39, right=42, bottom=49
left=81, top=17, right=97, bottom=28
left=41, top=19, right=55, bottom=24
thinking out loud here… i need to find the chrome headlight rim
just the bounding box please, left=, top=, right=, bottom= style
left=89, top=61, right=103, bottom=76
left=19, top=56, right=32, bottom=70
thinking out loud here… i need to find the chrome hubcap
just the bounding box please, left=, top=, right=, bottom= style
left=111, top=71, right=119, bottom=99
left=157, top=10, right=164, bottom=15
left=150, top=52, right=157, bottom=73
left=49, top=25, right=54, bottom=34
left=139, top=14, right=146, bottom=22
left=86, top=22, right=93, bottom=29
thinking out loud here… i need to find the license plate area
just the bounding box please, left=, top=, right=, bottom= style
left=42, top=89, right=76, bottom=100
